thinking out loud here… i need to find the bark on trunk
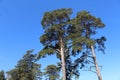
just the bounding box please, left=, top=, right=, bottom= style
left=91, top=46, right=102, bottom=80
left=60, top=38, right=66, bottom=80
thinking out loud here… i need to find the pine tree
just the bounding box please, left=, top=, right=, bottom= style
left=73, top=11, right=106, bottom=80
left=0, top=70, right=6, bottom=80
left=38, top=8, right=73, bottom=80
left=7, top=50, right=42, bottom=80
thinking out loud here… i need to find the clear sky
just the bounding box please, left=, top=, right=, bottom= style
left=0, top=0, right=120, bottom=80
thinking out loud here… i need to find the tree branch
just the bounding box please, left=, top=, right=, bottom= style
left=82, top=69, right=96, bottom=73
left=56, top=49, right=61, bottom=54
left=86, top=59, right=94, bottom=64
left=65, top=48, right=68, bottom=53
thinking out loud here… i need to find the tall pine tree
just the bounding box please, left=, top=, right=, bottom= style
left=73, top=11, right=106, bottom=80
left=38, top=8, right=74, bottom=80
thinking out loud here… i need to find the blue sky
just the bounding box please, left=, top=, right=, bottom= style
left=0, top=0, right=120, bottom=80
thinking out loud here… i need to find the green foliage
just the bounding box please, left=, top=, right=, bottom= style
left=44, top=64, right=60, bottom=80
left=69, top=10, right=106, bottom=54
left=96, top=36, right=106, bottom=53
left=38, top=47, right=55, bottom=59
left=7, top=69, right=19, bottom=80
left=0, top=70, right=6, bottom=80
left=73, top=10, right=106, bottom=71
left=41, top=8, right=72, bottom=27
left=7, top=50, right=42, bottom=80
left=76, top=11, right=105, bottom=29
left=38, top=8, right=73, bottom=58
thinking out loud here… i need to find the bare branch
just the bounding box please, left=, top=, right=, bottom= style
left=55, top=49, right=61, bottom=54
left=82, top=69, right=96, bottom=73
left=82, top=65, right=102, bottom=74
left=56, top=49, right=60, bottom=52
left=65, top=48, right=68, bottom=53
left=87, top=55, right=93, bottom=59
left=86, top=59, right=94, bottom=64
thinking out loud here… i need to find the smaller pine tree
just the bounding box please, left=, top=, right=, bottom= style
left=0, top=70, right=6, bottom=80
left=7, top=50, right=42, bottom=80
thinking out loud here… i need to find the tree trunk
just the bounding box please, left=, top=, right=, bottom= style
left=60, top=37, right=66, bottom=80
left=91, top=46, right=102, bottom=80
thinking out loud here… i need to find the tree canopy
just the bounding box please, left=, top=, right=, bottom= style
left=44, top=64, right=60, bottom=80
